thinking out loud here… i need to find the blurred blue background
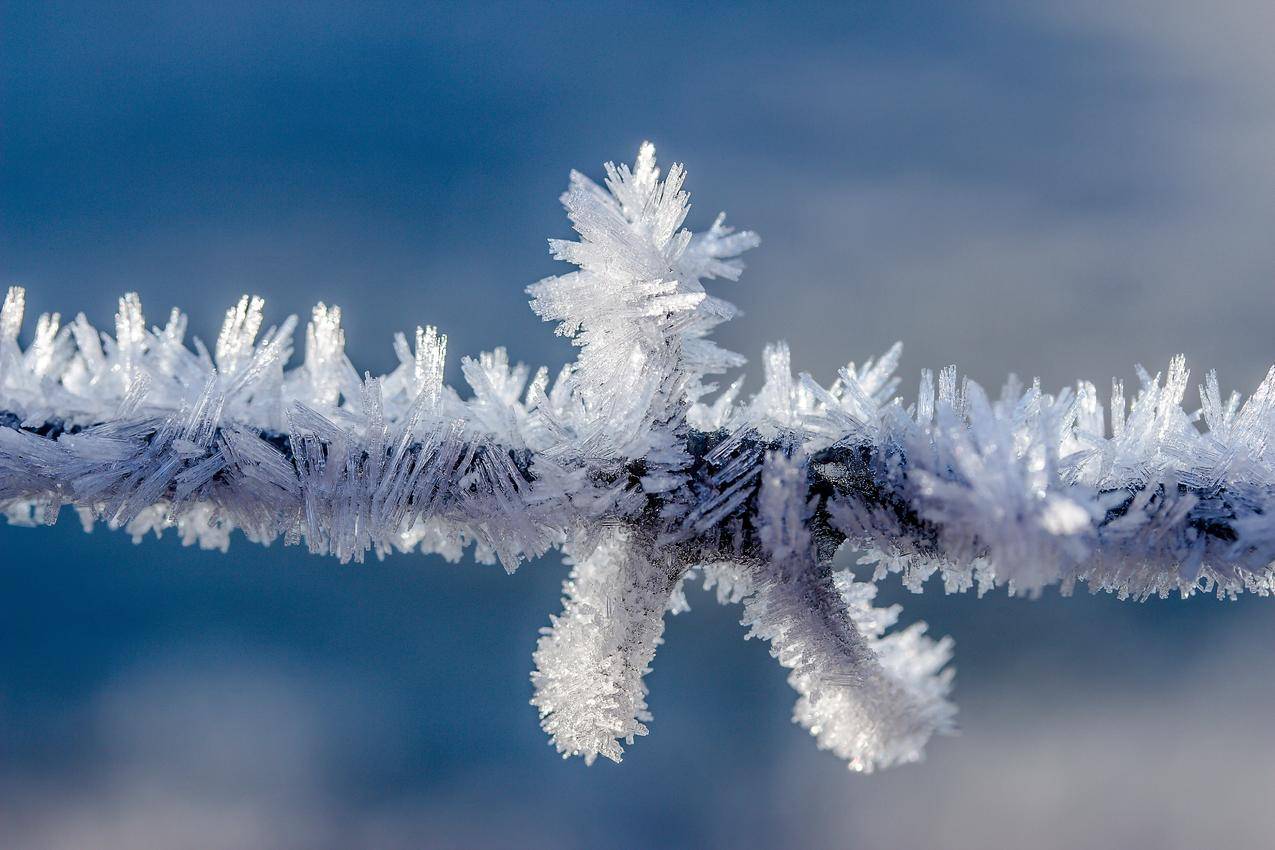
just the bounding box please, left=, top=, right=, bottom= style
left=5, top=2, right=1275, bottom=848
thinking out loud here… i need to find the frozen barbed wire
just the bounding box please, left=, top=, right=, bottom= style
left=1, top=143, right=1272, bottom=772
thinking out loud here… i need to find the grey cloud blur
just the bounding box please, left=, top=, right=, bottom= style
left=9, top=623, right=1275, bottom=850
left=709, top=1, right=1275, bottom=395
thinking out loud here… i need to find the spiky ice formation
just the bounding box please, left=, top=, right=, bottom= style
left=530, top=530, right=677, bottom=765
left=739, top=451, right=955, bottom=772
left=1, top=143, right=1271, bottom=772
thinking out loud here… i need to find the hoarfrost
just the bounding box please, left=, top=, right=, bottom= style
left=2, top=144, right=1268, bottom=770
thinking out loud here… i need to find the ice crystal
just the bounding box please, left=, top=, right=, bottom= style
left=530, top=529, right=674, bottom=765
left=2, top=143, right=1270, bottom=771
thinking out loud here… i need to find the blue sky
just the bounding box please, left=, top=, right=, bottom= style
left=4, top=3, right=1275, bottom=848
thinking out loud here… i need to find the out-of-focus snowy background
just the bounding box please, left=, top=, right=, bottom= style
left=4, top=3, right=1275, bottom=848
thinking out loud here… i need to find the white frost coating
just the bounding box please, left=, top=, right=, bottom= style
left=741, top=452, right=954, bottom=772
left=527, top=140, right=758, bottom=458
left=2, top=143, right=1273, bottom=772
left=530, top=530, right=675, bottom=764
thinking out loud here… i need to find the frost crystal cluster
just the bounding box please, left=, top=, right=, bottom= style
left=2, top=144, right=1270, bottom=772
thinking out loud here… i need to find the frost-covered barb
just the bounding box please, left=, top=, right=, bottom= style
left=1, top=144, right=1271, bottom=772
